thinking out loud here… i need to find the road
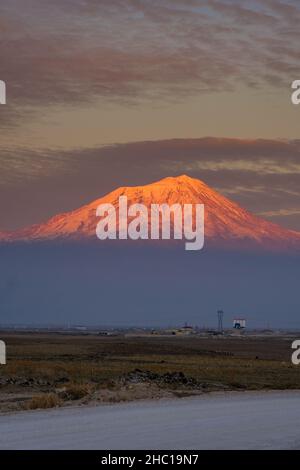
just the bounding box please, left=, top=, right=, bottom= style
left=0, top=391, right=300, bottom=449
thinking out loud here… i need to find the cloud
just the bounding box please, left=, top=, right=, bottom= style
left=0, top=0, right=300, bottom=127
left=169, top=159, right=300, bottom=175
left=258, top=208, right=300, bottom=217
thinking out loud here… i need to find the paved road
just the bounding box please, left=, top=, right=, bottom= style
left=1, top=391, right=300, bottom=449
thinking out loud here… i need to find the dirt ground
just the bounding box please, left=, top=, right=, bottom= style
left=0, top=331, right=299, bottom=412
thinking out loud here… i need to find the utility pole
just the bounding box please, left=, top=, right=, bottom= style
left=217, top=310, right=224, bottom=332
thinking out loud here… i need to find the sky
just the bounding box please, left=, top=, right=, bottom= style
left=0, top=0, right=299, bottom=231
left=1, top=244, right=300, bottom=328
left=0, top=0, right=300, bottom=327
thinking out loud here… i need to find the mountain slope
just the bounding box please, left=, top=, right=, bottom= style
left=4, top=175, right=300, bottom=251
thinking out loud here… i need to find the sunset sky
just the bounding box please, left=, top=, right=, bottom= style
left=0, top=0, right=300, bottom=231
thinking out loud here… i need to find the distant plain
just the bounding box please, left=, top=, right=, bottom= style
left=0, top=332, right=299, bottom=413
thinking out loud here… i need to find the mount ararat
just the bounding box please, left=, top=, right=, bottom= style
left=2, top=175, right=300, bottom=252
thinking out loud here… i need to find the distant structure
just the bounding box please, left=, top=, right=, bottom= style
left=170, top=322, right=194, bottom=336
left=217, top=310, right=224, bottom=332
left=74, top=325, right=87, bottom=331
left=233, top=318, right=246, bottom=329
left=180, top=322, right=194, bottom=334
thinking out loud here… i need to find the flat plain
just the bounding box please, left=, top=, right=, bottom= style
left=0, top=331, right=299, bottom=412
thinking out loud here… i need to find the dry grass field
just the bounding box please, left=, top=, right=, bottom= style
left=0, top=332, right=299, bottom=412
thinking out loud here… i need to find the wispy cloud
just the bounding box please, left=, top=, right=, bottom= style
left=0, top=0, right=300, bottom=127
left=258, top=208, right=300, bottom=217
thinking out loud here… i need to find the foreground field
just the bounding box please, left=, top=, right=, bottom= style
left=1, top=391, right=300, bottom=449
left=0, top=332, right=299, bottom=412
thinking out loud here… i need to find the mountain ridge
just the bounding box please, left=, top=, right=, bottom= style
left=2, top=175, right=300, bottom=251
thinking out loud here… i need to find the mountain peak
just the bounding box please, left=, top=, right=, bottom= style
left=3, top=175, right=300, bottom=252
left=154, top=174, right=208, bottom=188
left=162, top=174, right=200, bottom=183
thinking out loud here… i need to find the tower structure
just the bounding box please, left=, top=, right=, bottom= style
left=217, top=310, right=224, bottom=332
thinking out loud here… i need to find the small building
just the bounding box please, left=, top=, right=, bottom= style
left=170, top=323, right=194, bottom=336
left=74, top=325, right=87, bottom=331
left=233, top=318, right=246, bottom=329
